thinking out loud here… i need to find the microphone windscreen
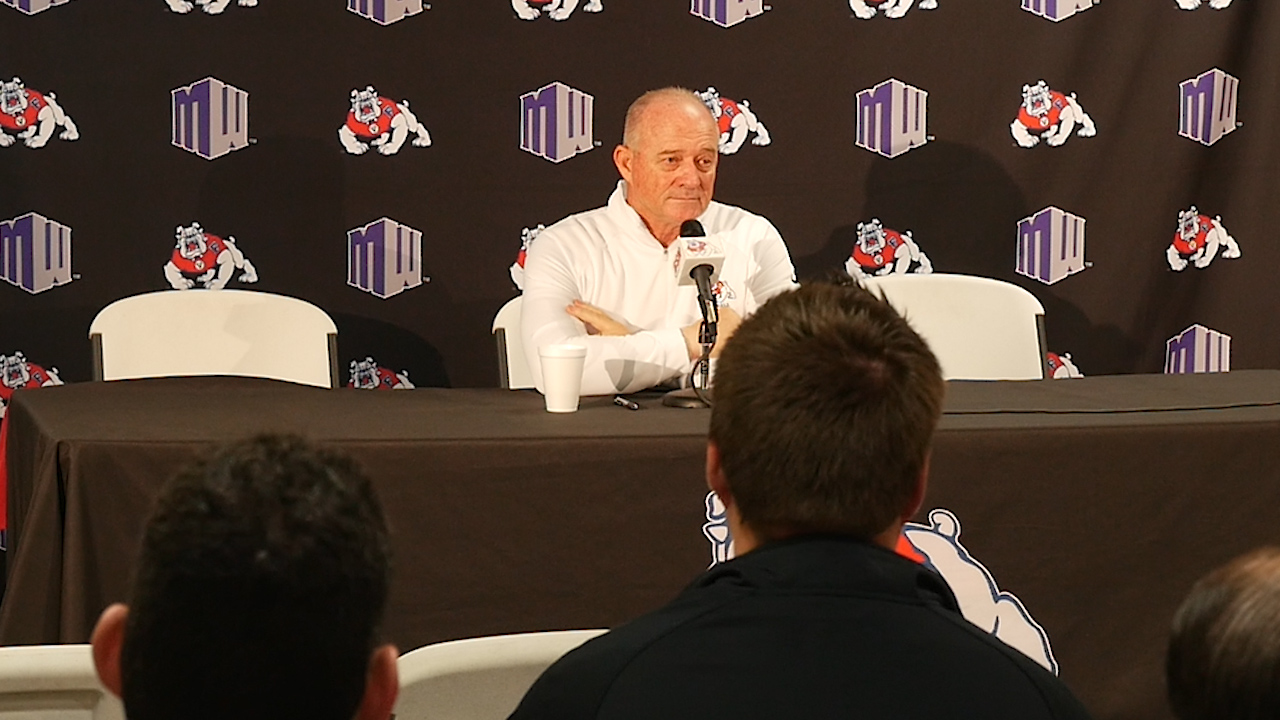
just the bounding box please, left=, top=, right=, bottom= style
left=680, top=220, right=706, bottom=238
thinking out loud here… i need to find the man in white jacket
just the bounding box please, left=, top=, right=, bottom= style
left=520, top=87, right=797, bottom=396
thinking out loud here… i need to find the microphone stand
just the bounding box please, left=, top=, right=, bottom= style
left=663, top=273, right=718, bottom=409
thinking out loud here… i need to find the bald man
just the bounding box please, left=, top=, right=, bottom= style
left=519, top=87, right=797, bottom=396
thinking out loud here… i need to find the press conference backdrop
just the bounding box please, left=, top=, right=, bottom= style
left=0, top=0, right=1272, bottom=394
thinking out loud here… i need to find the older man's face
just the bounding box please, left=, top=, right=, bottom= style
left=614, top=98, right=719, bottom=245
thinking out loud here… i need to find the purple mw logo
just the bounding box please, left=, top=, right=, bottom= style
left=520, top=82, right=594, bottom=163
left=1, top=213, right=72, bottom=294
left=348, top=218, right=425, bottom=299
left=856, top=79, right=927, bottom=159
left=690, top=0, right=764, bottom=27
left=347, top=0, right=423, bottom=25
left=1, top=0, right=71, bottom=14
left=1166, top=325, right=1230, bottom=374
left=172, top=77, right=249, bottom=161
left=1016, top=207, right=1085, bottom=286
left=1180, top=68, right=1239, bottom=147
left=1021, top=0, right=1095, bottom=21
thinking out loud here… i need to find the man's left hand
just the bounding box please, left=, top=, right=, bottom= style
left=566, top=300, right=630, bottom=336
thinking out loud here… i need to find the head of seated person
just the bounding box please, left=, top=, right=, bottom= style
left=1168, top=547, right=1280, bottom=720
left=90, top=434, right=398, bottom=720
left=708, top=278, right=944, bottom=554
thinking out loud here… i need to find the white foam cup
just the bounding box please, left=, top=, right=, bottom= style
left=538, top=344, right=588, bottom=413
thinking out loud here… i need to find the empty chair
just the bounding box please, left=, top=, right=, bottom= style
left=0, top=644, right=125, bottom=720
left=394, top=629, right=606, bottom=720
left=89, top=289, right=339, bottom=388
left=861, top=273, right=1047, bottom=380
left=493, top=297, right=534, bottom=390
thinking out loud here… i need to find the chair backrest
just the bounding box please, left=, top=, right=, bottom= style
left=492, top=297, right=534, bottom=390
left=0, top=644, right=125, bottom=720
left=861, top=273, right=1047, bottom=380
left=89, top=289, right=339, bottom=388
left=394, top=629, right=606, bottom=720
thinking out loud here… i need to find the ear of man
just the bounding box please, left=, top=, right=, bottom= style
left=613, top=144, right=634, bottom=184
left=90, top=603, right=128, bottom=699
left=355, top=644, right=400, bottom=720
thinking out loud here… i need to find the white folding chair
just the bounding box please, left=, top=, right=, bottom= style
left=89, top=289, right=339, bottom=388
left=0, top=644, right=125, bottom=720
left=492, top=297, right=534, bottom=390
left=861, top=273, right=1048, bottom=380
left=394, top=629, right=606, bottom=720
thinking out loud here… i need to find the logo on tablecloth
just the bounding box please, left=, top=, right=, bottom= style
left=696, top=87, right=771, bottom=155
left=1016, top=207, right=1087, bottom=285
left=2, top=213, right=73, bottom=294
left=1167, top=207, right=1240, bottom=271
left=691, top=0, right=767, bottom=27
left=339, top=86, right=432, bottom=156
left=849, top=0, right=936, bottom=19
left=1, top=78, right=79, bottom=149
left=348, top=0, right=426, bottom=24
left=172, top=77, right=250, bottom=161
left=520, top=82, right=595, bottom=163
left=705, top=496, right=1058, bottom=672
left=1021, top=0, right=1096, bottom=21
left=1, top=0, right=72, bottom=14
left=1011, top=81, right=1096, bottom=148
left=348, top=218, right=425, bottom=299
left=856, top=79, right=929, bottom=159
left=164, top=223, right=258, bottom=291
left=513, top=0, right=602, bottom=20
left=1180, top=69, right=1240, bottom=147
left=903, top=509, right=1058, bottom=673
left=1166, top=325, right=1230, bottom=374
left=0, top=351, right=63, bottom=421
left=845, top=219, right=933, bottom=281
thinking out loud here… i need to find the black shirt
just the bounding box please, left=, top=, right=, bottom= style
left=509, top=536, right=1093, bottom=719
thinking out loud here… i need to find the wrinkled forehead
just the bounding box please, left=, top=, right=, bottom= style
left=631, top=98, right=718, bottom=152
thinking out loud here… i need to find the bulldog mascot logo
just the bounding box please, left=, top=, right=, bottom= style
left=510, top=224, right=546, bottom=291
left=339, top=86, right=432, bottom=156
left=1047, top=352, right=1083, bottom=379
left=696, top=87, right=771, bottom=155
left=0, top=351, right=63, bottom=420
left=1176, top=0, right=1232, bottom=8
left=513, top=0, right=602, bottom=20
left=845, top=219, right=933, bottom=281
left=165, top=0, right=257, bottom=13
left=849, top=0, right=937, bottom=19
left=0, top=78, right=79, bottom=149
left=1011, top=81, right=1096, bottom=148
left=163, top=222, right=259, bottom=290
left=1167, top=206, right=1241, bottom=271
left=347, top=357, right=415, bottom=390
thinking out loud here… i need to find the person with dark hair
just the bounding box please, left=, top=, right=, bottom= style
left=509, top=282, right=1092, bottom=720
left=90, top=434, right=398, bottom=720
left=1167, top=547, right=1280, bottom=720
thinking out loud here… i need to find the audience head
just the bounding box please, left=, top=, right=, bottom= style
left=707, top=280, right=944, bottom=550
left=1168, top=547, right=1280, bottom=720
left=91, top=434, right=397, bottom=720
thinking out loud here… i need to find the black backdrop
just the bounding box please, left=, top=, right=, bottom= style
left=2, top=0, right=1276, bottom=388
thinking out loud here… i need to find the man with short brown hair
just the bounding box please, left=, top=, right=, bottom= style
left=509, top=282, right=1093, bottom=720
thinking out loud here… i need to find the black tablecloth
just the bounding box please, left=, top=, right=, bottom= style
left=5, top=371, right=1280, bottom=720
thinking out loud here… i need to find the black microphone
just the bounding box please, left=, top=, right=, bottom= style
left=674, top=220, right=721, bottom=330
